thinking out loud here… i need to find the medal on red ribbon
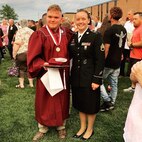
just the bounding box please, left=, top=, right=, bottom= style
left=46, top=26, right=62, bottom=52
left=56, top=47, right=60, bottom=52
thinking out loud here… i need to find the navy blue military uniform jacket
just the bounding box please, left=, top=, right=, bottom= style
left=69, top=28, right=105, bottom=87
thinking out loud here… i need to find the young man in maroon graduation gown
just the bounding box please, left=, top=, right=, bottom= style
left=27, top=4, right=72, bottom=141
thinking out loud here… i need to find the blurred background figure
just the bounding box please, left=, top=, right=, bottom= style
left=87, top=14, right=95, bottom=31
left=94, top=16, right=102, bottom=32
left=8, top=19, right=18, bottom=59
left=123, top=12, right=142, bottom=93
left=28, top=20, right=36, bottom=31
left=42, top=13, right=47, bottom=26
left=0, top=27, right=4, bottom=61
left=0, top=19, right=9, bottom=60
left=61, top=16, right=72, bottom=29
left=97, top=14, right=111, bottom=38
left=120, top=10, right=135, bottom=77
left=61, top=21, right=72, bottom=29
left=13, top=19, right=34, bottom=88
left=35, top=19, right=43, bottom=30
left=71, top=21, right=78, bottom=32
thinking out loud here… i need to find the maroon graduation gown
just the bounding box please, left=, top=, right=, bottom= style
left=27, top=26, right=72, bottom=126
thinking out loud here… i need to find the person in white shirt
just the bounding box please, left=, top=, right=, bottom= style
left=120, top=10, right=135, bottom=77
left=94, top=16, right=102, bottom=32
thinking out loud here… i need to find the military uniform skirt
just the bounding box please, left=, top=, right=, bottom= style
left=72, top=86, right=100, bottom=114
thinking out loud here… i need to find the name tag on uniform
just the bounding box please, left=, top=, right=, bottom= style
left=81, top=42, right=91, bottom=46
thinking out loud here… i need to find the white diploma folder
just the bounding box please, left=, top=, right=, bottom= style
left=41, top=68, right=64, bottom=96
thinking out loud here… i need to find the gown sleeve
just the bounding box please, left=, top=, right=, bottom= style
left=92, top=32, right=105, bottom=85
left=27, top=31, right=45, bottom=78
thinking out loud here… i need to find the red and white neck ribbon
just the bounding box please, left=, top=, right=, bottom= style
left=46, top=25, right=62, bottom=46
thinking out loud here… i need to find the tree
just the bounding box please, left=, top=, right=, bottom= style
left=0, top=4, right=18, bottom=20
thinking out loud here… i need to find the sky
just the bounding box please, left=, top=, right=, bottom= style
left=0, top=0, right=111, bottom=21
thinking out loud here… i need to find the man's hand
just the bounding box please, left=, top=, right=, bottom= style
left=43, top=62, right=49, bottom=70
left=91, top=83, right=100, bottom=90
left=127, top=41, right=131, bottom=47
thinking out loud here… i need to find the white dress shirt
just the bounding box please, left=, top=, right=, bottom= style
left=124, top=20, right=135, bottom=50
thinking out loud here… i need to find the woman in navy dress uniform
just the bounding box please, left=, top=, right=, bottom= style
left=69, top=9, right=105, bottom=140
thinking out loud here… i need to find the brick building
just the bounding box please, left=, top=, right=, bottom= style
left=63, top=0, right=142, bottom=22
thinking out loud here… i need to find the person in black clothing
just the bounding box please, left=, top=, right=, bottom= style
left=8, top=19, right=18, bottom=59
left=100, top=7, right=127, bottom=112
left=69, top=9, right=105, bottom=140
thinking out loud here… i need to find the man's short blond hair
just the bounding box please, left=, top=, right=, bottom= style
left=47, top=4, right=62, bottom=12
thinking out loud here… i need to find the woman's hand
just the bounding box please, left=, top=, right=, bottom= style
left=91, top=83, right=100, bottom=90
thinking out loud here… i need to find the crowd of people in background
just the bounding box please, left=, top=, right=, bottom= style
left=0, top=4, right=142, bottom=142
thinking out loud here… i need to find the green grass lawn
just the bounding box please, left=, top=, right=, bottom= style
left=0, top=54, right=133, bottom=142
